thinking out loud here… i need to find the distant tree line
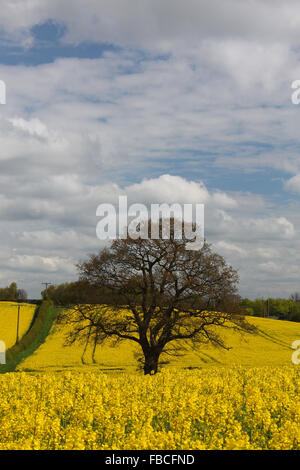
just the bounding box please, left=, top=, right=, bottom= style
left=41, top=281, right=100, bottom=305
left=0, top=282, right=27, bottom=301
left=43, top=283, right=300, bottom=323
left=241, top=295, right=300, bottom=322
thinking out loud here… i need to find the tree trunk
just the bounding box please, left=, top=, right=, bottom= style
left=92, top=333, right=98, bottom=363
left=143, top=350, right=160, bottom=375
left=81, top=324, right=92, bottom=364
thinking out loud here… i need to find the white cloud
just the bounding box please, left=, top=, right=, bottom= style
left=9, top=117, right=50, bottom=139
left=3, top=1, right=300, bottom=50
left=125, top=175, right=210, bottom=205
left=285, top=173, right=300, bottom=193
left=0, top=2, right=299, bottom=297
left=256, top=247, right=280, bottom=259
left=258, top=261, right=282, bottom=274
left=214, top=241, right=247, bottom=257
left=7, top=254, right=74, bottom=274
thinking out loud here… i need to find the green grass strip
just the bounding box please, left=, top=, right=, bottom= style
left=0, top=300, right=60, bottom=373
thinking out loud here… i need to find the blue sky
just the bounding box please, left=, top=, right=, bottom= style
left=0, top=1, right=300, bottom=298
left=0, top=20, right=119, bottom=66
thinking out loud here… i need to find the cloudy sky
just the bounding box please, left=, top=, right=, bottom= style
left=1, top=0, right=300, bottom=298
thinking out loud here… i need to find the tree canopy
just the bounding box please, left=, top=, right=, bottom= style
left=59, top=221, right=255, bottom=374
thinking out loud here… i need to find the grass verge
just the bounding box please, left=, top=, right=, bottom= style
left=0, top=300, right=60, bottom=373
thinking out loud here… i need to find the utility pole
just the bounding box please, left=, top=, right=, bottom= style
left=10, top=303, right=22, bottom=344
left=41, top=282, right=52, bottom=298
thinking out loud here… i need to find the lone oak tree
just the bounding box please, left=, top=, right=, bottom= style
left=71, top=221, right=254, bottom=374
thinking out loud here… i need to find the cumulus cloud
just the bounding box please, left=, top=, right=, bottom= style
left=9, top=117, right=50, bottom=139
left=214, top=241, right=247, bottom=257
left=124, top=175, right=210, bottom=205
left=7, top=254, right=75, bottom=274
left=285, top=174, right=300, bottom=193
left=2, top=1, right=300, bottom=50
left=0, top=1, right=299, bottom=297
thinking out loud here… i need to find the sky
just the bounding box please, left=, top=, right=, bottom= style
left=0, top=0, right=300, bottom=298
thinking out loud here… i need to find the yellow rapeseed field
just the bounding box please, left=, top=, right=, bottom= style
left=0, top=302, right=36, bottom=348
left=0, top=367, right=300, bottom=450
left=2, top=306, right=300, bottom=450
left=17, top=313, right=300, bottom=372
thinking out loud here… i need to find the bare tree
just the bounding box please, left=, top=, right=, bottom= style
left=63, top=220, right=255, bottom=374
left=16, top=288, right=28, bottom=301
left=290, top=292, right=300, bottom=302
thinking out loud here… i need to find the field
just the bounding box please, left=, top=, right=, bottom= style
left=0, top=302, right=36, bottom=349
left=0, top=367, right=300, bottom=449
left=1, top=303, right=300, bottom=450
left=16, top=313, right=300, bottom=372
